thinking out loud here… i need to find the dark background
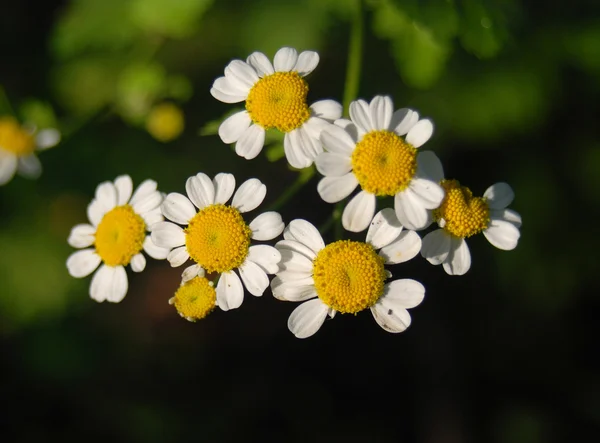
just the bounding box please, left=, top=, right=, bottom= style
left=1, top=0, right=599, bottom=442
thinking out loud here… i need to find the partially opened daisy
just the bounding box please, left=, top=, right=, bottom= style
left=66, top=175, right=169, bottom=302
left=210, top=47, right=342, bottom=168
left=151, top=173, right=284, bottom=311
left=0, top=116, right=60, bottom=185
left=271, top=209, right=424, bottom=339
left=169, top=268, right=217, bottom=322
left=419, top=152, right=522, bottom=275
left=315, top=95, right=445, bottom=232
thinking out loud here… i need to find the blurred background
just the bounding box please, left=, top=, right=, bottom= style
left=1, top=0, right=598, bottom=441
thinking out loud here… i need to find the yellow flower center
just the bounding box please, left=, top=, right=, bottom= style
left=434, top=179, right=490, bottom=238
left=351, top=130, right=417, bottom=196
left=185, top=204, right=252, bottom=273
left=0, top=117, right=35, bottom=156
left=95, top=205, right=146, bottom=266
left=145, top=103, right=185, bottom=142
left=245, top=71, right=310, bottom=132
left=312, top=240, right=386, bottom=314
left=169, top=277, right=217, bottom=322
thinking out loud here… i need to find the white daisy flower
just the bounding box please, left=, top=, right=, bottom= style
left=66, top=175, right=170, bottom=303
left=168, top=267, right=218, bottom=322
left=0, top=116, right=60, bottom=185
left=151, top=172, right=284, bottom=311
left=419, top=152, right=522, bottom=275
left=210, top=47, right=342, bottom=168
left=315, top=95, right=445, bottom=232
left=271, top=208, right=424, bottom=339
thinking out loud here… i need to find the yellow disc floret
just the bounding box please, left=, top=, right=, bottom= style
left=245, top=71, right=310, bottom=132
left=0, top=117, right=36, bottom=156
left=351, top=130, right=417, bottom=196
left=434, top=179, right=490, bottom=238
left=312, top=240, right=386, bottom=314
left=185, top=204, right=252, bottom=274
left=169, top=277, right=217, bottom=322
left=146, top=103, right=185, bottom=142
left=95, top=205, right=147, bottom=266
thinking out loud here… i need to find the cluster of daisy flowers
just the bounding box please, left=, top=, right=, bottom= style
left=66, top=47, right=521, bottom=338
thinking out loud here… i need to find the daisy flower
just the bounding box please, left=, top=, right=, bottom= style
left=271, top=208, right=424, bottom=339
left=210, top=47, right=342, bottom=168
left=151, top=173, right=284, bottom=311
left=0, top=116, right=60, bottom=185
left=419, top=152, right=522, bottom=275
left=66, top=175, right=170, bottom=302
left=315, top=95, right=445, bottom=232
left=168, top=267, right=218, bottom=322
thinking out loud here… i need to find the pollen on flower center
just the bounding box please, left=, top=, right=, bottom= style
left=185, top=204, right=252, bottom=273
left=245, top=71, right=311, bottom=133
left=0, top=117, right=35, bottom=156
left=312, top=240, right=386, bottom=314
left=351, top=130, right=417, bottom=196
left=95, top=205, right=146, bottom=266
left=169, top=276, right=217, bottom=321
left=434, top=179, right=490, bottom=238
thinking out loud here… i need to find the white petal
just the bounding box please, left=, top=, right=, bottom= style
left=210, top=85, right=246, bottom=104
left=142, top=236, right=170, bottom=260
left=278, top=249, right=314, bottom=274
left=320, top=124, right=356, bottom=156
left=114, top=175, right=133, bottom=206
left=382, top=279, right=425, bottom=308
left=216, top=271, right=244, bottom=311
left=408, top=177, right=445, bottom=210
left=161, top=193, right=196, bottom=225
left=371, top=302, right=412, bottom=333
left=271, top=276, right=316, bottom=301
left=167, top=246, right=190, bottom=267
left=249, top=211, right=284, bottom=241
left=442, top=237, right=471, bottom=276
left=394, top=190, right=429, bottom=231
left=483, top=219, right=520, bottom=251
left=315, top=152, right=352, bottom=177
left=275, top=239, right=317, bottom=261
left=186, top=173, right=215, bottom=210
left=232, top=178, right=266, bottom=213
left=369, top=96, right=393, bottom=130
left=90, top=265, right=128, bottom=303
left=317, top=173, right=359, bottom=203
left=131, top=190, right=162, bottom=215
left=235, top=124, right=265, bottom=160
left=379, top=230, right=422, bottom=264
left=130, top=179, right=158, bottom=207
left=0, top=152, right=18, bottom=185
left=67, top=223, right=96, bottom=248
left=283, top=131, right=312, bottom=169
left=218, top=111, right=252, bottom=144
left=151, top=222, right=186, bottom=248
left=130, top=253, right=146, bottom=272
left=86, top=199, right=105, bottom=227
left=181, top=264, right=203, bottom=283
left=349, top=99, right=373, bottom=132
left=366, top=208, right=403, bottom=250
left=416, top=151, right=444, bottom=183
left=211, top=76, right=248, bottom=98
left=334, top=118, right=359, bottom=142
left=484, top=182, right=515, bottom=210
left=35, top=128, right=60, bottom=150
left=247, top=245, right=282, bottom=274
left=302, top=117, right=330, bottom=144
left=390, top=108, right=417, bottom=135
left=287, top=299, right=329, bottom=338
left=491, top=208, right=522, bottom=228
left=246, top=51, right=274, bottom=77
left=142, top=207, right=164, bottom=228
left=17, top=155, right=42, bottom=179
left=420, top=229, right=452, bottom=265
left=406, top=119, right=434, bottom=148
left=274, top=47, right=298, bottom=72
left=294, top=50, right=319, bottom=76
left=284, top=219, right=325, bottom=254
left=94, top=181, right=117, bottom=210
left=66, top=249, right=101, bottom=278
left=213, top=173, right=236, bottom=204
left=239, top=260, right=269, bottom=296
left=310, top=99, right=342, bottom=121
left=342, top=190, right=376, bottom=233
left=224, top=60, right=259, bottom=90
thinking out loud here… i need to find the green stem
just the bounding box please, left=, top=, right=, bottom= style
left=342, top=0, right=364, bottom=116
left=267, top=166, right=315, bottom=211
left=0, top=85, right=16, bottom=117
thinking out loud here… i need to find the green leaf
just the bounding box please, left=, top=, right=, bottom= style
left=18, top=99, right=58, bottom=129
left=459, top=0, right=512, bottom=59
